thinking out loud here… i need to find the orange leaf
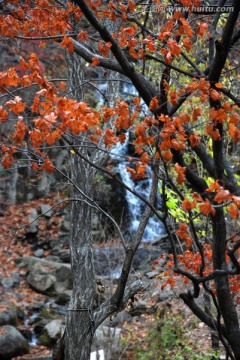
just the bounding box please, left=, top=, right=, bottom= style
left=205, top=180, right=221, bottom=192
left=228, top=123, right=240, bottom=143
left=215, top=83, right=223, bottom=89
left=6, top=96, right=26, bottom=114
left=13, top=119, right=27, bottom=143
left=177, top=222, right=188, bottom=239
left=0, top=107, right=8, bottom=123
left=29, top=129, right=44, bottom=147
left=192, top=108, right=201, bottom=121
left=198, top=78, right=210, bottom=93
left=123, top=27, right=135, bottom=36
left=182, top=37, right=192, bottom=52
left=210, top=89, right=221, bottom=101
left=2, top=154, right=14, bottom=169
left=136, top=162, right=147, bottom=179
left=59, top=82, right=67, bottom=91
left=167, top=39, right=181, bottom=56
left=214, top=189, right=230, bottom=204
left=32, top=162, right=40, bottom=171
left=91, top=57, right=100, bottom=66
left=232, top=196, right=240, bottom=208
left=128, top=0, right=136, bottom=12
left=174, top=163, right=186, bottom=185
left=104, top=128, right=117, bottom=148
left=189, top=133, right=201, bottom=147
left=182, top=199, right=196, bottom=212
left=126, top=166, right=137, bottom=180
left=228, top=204, right=239, bottom=219
left=199, top=200, right=215, bottom=216
left=45, top=129, right=62, bottom=145
left=128, top=47, right=138, bottom=59
left=41, top=156, right=54, bottom=173
left=161, top=150, right=173, bottom=162
left=140, top=152, right=150, bottom=163
left=77, top=30, right=88, bottom=42
left=60, top=36, right=74, bottom=52
left=128, top=38, right=137, bottom=47
left=98, top=42, right=112, bottom=58
left=1, top=145, right=9, bottom=152
left=196, top=22, right=208, bottom=37
left=149, top=97, right=159, bottom=111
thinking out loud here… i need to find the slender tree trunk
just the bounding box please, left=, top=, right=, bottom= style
left=64, top=51, right=96, bottom=360
left=64, top=154, right=96, bottom=360
left=212, top=208, right=240, bottom=360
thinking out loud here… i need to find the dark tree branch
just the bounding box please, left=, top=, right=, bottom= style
left=231, top=29, right=240, bottom=47
left=208, top=0, right=240, bottom=83
left=72, top=38, right=125, bottom=74
left=180, top=292, right=227, bottom=338
left=146, top=54, right=201, bottom=79
left=73, top=0, right=158, bottom=105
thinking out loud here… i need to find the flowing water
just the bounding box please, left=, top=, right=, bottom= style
left=112, top=135, right=165, bottom=243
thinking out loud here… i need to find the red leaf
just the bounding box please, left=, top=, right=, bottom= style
left=91, top=57, right=100, bottom=66
left=228, top=204, right=239, bottom=219
left=214, top=189, right=230, bottom=204
left=41, top=157, right=54, bottom=173
left=174, top=163, right=186, bottom=185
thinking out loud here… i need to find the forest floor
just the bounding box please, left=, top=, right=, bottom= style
left=0, top=195, right=226, bottom=360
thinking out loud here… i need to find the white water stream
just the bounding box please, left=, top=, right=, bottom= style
left=112, top=135, right=165, bottom=243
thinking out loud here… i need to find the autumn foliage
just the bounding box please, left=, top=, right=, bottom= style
left=0, top=0, right=240, bottom=358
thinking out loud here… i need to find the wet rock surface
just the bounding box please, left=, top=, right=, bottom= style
left=0, top=325, right=30, bottom=359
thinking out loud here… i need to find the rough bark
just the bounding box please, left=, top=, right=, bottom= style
left=212, top=208, right=240, bottom=360
left=64, top=154, right=96, bottom=360
left=64, top=51, right=96, bottom=360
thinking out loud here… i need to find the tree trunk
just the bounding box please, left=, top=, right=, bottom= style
left=64, top=153, right=96, bottom=360
left=212, top=208, right=240, bottom=360
left=64, top=51, right=96, bottom=360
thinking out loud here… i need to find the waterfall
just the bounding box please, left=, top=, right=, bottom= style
left=111, top=134, right=165, bottom=243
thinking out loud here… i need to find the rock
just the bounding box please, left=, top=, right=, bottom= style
left=27, top=268, right=57, bottom=293
left=57, top=249, right=70, bottom=263
left=33, top=307, right=63, bottom=347
left=26, top=208, right=38, bottom=234
left=11, top=272, right=20, bottom=287
left=61, top=220, right=70, bottom=232
left=103, top=310, right=131, bottom=327
left=45, top=256, right=62, bottom=263
left=33, top=307, right=60, bottom=333
left=17, top=257, right=72, bottom=296
left=1, top=272, right=20, bottom=289
left=21, top=357, right=51, bottom=360
left=34, top=249, right=44, bottom=258
left=128, top=300, right=147, bottom=317
left=55, top=291, right=71, bottom=305
left=44, top=319, right=64, bottom=339
left=146, top=270, right=159, bottom=279
left=0, top=302, right=18, bottom=326
left=1, top=278, right=15, bottom=289
left=152, top=289, right=174, bottom=302
left=0, top=325, right=29, bottom=359
left=40, top=204, right=53, bottom=218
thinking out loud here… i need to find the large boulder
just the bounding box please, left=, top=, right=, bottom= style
left=0, top=325, right=29, bottom=359
left=27, top=268, right=57, bottom=294
left=16, top=257, right=72, bottom=296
